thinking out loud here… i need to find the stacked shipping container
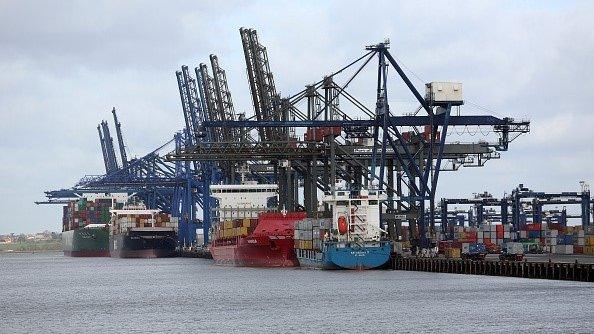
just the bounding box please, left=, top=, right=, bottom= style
left=114, top=213, right=178, bottom=230
left=293, top=218, right=331, bottom=251
left=438, top=223, right=594, bottom=256
left=212, top=218, right=257, bottom=241
left=63, top=198, right=117, bottom=232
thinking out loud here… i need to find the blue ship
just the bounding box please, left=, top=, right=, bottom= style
left=294, top=189, right=392, bottom=270
left=297, top=242, right=392, bottom=270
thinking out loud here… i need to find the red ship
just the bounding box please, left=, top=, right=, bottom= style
left=210, top=212, right=306, bottom=267
left=208, top=182, right=306, bottom=267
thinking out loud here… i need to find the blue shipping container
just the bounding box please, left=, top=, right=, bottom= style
left=469, top=243, right=486, bottom=254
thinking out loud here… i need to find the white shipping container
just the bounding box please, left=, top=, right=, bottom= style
left=548, top=230, right=558, bottom=237
left=519, top=231, right=527, bottom=239
left=548, top=238, right=557, bottom=246
left=578, top=238, right=585, bottom=246
left=477, top=231, right=484, bottom=239
left=555, top=245, right=573, bottom=255
left=393, top=242, right=404, bottom=254
left=461, top=243, right=470, bottom=254
left=503, top=232, right=510, bottom=239
left=504, top=242, right=524, bottom=254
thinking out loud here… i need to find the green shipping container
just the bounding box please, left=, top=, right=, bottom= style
left=77, top=199, right=87, bottom=211
left=100, top=212, right=110, bottom=223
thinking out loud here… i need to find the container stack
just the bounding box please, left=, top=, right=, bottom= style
left=517, top=223, right=585, bottom=254
left=584, top=235, right=594, bottom=255
left=438, top=222, right=593, bottom=255
left=294, top=219, right=314, bottom=250
left=504, top=242, right=524, bottom=255
left=480, top=224, right=512, bottom=245
left=303, top=127, right=341, bottom=142
left=115, top=213, right=178, bottom=231
left=293, top=218, right=331, bottom=251
left=63, top=198, right=115, bottom=231
left=444, top=248, right=460, bottom=259
left=212, top=218, right=257, bottom=241
left=438, top=240, right=486, bottom=257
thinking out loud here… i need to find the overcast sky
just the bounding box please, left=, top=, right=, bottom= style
left=1, top=1, right=593, bottom=234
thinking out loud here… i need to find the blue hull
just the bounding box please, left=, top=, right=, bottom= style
left=297, top=242, right=391, bottom=270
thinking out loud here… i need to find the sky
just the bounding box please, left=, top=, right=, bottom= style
left=1, top=0, right=593, bottom=234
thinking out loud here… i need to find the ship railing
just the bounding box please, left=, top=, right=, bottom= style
left=323, top=240, right=392, bottom=248
left=348, top=204, right=368, bottom=239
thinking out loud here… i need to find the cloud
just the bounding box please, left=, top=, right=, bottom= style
left=1, top=1, right=593, bottom=233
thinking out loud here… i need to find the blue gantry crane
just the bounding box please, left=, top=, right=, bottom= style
left=169, top=30, right=531, bottom=248
left=439, top=183, right=593, bottom=232
left=40, top=28, right=531, bottom=249
left=39, top=108, right=201, bottom=245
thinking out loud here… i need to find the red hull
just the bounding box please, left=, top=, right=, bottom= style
left=211, top=212, right=306, bottom=267
left=211, top=237, right=298, bottom=267
left=64, top=250, right=110, bottom=257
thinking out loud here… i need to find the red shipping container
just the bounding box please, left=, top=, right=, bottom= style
left=439, top=241, right=451, bottom=250
left=496, top=231, right=504, bottom=239
left=422, top=131, right=441, bottom=142
left=540, top=237, right=546, bottom=245
left=327, top=126, right=341, bottom=136
left=549, top=223, right=563, bottom=232
left=574, top=246, right=584, bottom=254
left=402, top=132, right=412, bottom=142
left=483, top=238, right=492, bottom=245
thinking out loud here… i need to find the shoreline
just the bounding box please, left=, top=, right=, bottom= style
left=0, top=249, right=62, bottom=254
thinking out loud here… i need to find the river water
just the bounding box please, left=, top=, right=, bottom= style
left=1, top=252, right=593, bottom=333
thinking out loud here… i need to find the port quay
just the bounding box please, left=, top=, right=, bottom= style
left=36, top=25, right=594, bottom=277
left=4, top=2, right=594, bottom=332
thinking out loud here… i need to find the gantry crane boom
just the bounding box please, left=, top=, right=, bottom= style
left=111, top=107, right=128, bottom=168
left=97, top=125, right=110, bottom=173
left=240, top=27, right=282, bottom=142
left=210, top=54, right=238, bottom=141
left=198, top=63, right=222, bottom=142
left=176, top=70, right=195, bottom=146
left=100, top=120, right=118, bottom=172
left=181, top=66, right=202, bottom=140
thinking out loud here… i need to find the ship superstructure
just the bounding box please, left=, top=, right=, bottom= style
left=209, top=182, right=306, bottom=267
left=295, top=188, right=392, bottom=270
left=109, top=201, right=178, bottom=258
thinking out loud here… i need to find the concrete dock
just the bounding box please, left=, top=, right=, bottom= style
left=392, top=255, right=594, bottom=282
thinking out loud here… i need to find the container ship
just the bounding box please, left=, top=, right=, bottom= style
left=209, top=182, right=306, bottom=267
left=109, top=202, right=178, bottom=258
left=294, top=189, right=392, bottom=270
left=61, top=194, right=127, bottom=257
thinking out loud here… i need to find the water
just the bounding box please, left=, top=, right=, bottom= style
left=2, top=252, right=593, bottom=333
